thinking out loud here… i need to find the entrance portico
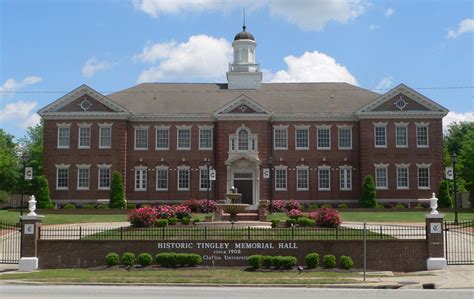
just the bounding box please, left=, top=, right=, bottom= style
left=225, top=154, right=261, bottom=209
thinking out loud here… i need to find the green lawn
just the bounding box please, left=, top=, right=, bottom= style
left=0, top=210, right=128, bottom=225
left=0, top=268, right=360, bottom=285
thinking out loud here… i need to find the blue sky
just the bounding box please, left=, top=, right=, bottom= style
left=1, top=0, right=473, bottom=139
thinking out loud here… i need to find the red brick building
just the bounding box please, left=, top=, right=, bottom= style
left=38, top=27, right=448, bottom=207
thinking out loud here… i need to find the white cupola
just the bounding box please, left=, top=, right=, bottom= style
left=227, top=25, right=262, bottom=90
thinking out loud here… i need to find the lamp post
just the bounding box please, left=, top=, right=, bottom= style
left=268, top=155, right=273, bottom=209
left=451, top=152, right=458, bottom=224
left=20, top=152, right=28, bottom=216
left=205, top=158, right=211, bottom=212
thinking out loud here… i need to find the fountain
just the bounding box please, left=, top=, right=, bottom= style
left=217, top=186, right=250, bottom=223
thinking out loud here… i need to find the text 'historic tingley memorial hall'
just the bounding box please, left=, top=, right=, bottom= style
left=38, top=26, right=448, bottom=208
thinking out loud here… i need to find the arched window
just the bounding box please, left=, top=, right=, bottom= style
left=238, top=129, right=249, bottom=151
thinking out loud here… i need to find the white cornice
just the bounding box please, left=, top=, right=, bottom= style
left=42, top=112, right=129, bottom=120
left=130, top=114, right=213, bottom=122
left=358, top=111, right=446, bottom=119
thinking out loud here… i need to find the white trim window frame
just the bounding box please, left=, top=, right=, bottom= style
left=416, top=122, right=429, bottom=148
left=337, top=125, right=352, bottom=150
left=395, top=163, right=410, bottom=190
left=395, top=122, right=408, bottom=148
left=134, top=125, right=149, bottom=150
left=177, top=166, right=191, bottom=191
left=317, top=165, right=331, bottom=191
left=295, top=125, right=310, bottom=150
left=134, top=166, right=148, bottom=191
left=275, top=165, right=288, bottom=191
left=316, top=125, right=331, bottom=150
left=76, top=164, right=91, bottom=190
left=57, top=123, right=71, bottom=149
left=97, top=164, right=112, bottom=190
left=198, top=125, right=213, bottom=150
left=417, top=163, right=431, bottom=190
left=155, top=125, right=170, bottom=150
left=55, top=164, right=70, bottom=190
left=98, top=123, right=113, bottom=149
left=273, top=125, right=288, bottom=150
left=199, top=166, right=212, bottom=191
left=374, top=122, right=388, bottom=148
left=296, top=165, right=309, bottom=191
left=374, top=163, right=389, bottom=190
left=339, top=165, right=352, bottom=191
left=155, top=165, right=169, bottom=191
left=177, top=125, right=192, bottom=150
left=78, top=123, right=92, bottom=149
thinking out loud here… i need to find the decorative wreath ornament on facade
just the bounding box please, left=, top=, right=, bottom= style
left=394, top=96, right=407, bottom=111
left=80, top=98, right=92, bottom=111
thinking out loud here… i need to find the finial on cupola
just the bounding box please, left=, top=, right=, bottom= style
left=243, top=8, right=246, bottom=31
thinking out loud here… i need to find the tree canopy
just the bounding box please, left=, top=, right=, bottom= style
left=0, top=129, right=20, bottom=193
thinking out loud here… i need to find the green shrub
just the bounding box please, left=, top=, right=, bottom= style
left=307, top=203, right=319, bottom=210
left=395, top=203, right=406, bottom=209
left=121, top=252, right=136, bottom=266
left=97, top=203, right=107, bottom=209
left=105, top=253, right=120, bottom=267
left=192, top=218, right=200, bottom=225
left=286, top=218, right=297, bottom=227
left=83, top=204, right=94, bottom=209
left=297, top=217, right=315, bottom=227
left=169, top=218, right=178, bottom=225
left=321, top=204, right=332, bottom=209
left=155, top=253, right=176, bottom=267
left=438, top=180, right=453, bottom=208
left=305, top=253, right=319, bottom=269
left=187, top=254, right=202, bottom=266
left=272, top=256, right=296, bottom=269
left=337, top=204, right=349, bottom=209
left=156, top=219, right=169, bottom=227
left=272, top=256, right=283, bottom=269
left=248, top=255, right=262, bottom=269
left=35, top=175, right=54, bottom=209
left=339, top=255, right=353, bottom=270
left=127, top=203, right=137, bottom=210
left=182, top=217, right=191, bottom=225
left=375, top=203, right=385, bottom=209
left=413, top=204, right=423, bottom=209
left=155, top=253, right=202, bottom=267
left=0, top=190, right=9, bottom=204
left=138, top=253, right=153, bottom=267
left=64, top=203, right=75, bottom=209
left=360, top=175, right=377, bottom=208
left=323, top=255, right=336, bottom=269
left=271, top=219, right=280, bottom=228
left=261, top=255, right=273, bottom=268
left=109, top=171, right=126, bottom=209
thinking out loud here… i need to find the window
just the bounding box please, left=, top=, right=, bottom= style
left=177, top=126, right=191, bottom=150
left=156, top=166, right=168, bottom=191
left=317, top=126, right=331, bottom=149
left=238, top=129, right=249, bottom=151
left=274, top=126, right=288, bottom=149
left=57, top=124, right=70, bottom=149
left=78, top=124, right=91, bottom=149
left=339, top=166, right=352, bottom=191
left=155, top=126, right=170, bottom=150
left=396, top=164, right=410, bottom=190
left=318, top=166, right=331, bottom=191
left=395, top=123, right=408, bottom=148
left=199, top=126, right=213, bottom=150
left=134, top=126, right=149, bottom=150
left=417, top=163, right=431, bottom=189
left=199, top=167, right=211, bottom=191
left=295, top=126, right=309, bottom=150
left=338, top=126, right=352, bottom=149
left=296, top=166, right=309, bottom=191
left=375, top=164, right=388, bottom=189
left=374, top=123, right=387, bottom=147
left=275, top=167, right=287, bottom=190
left=55, top=164, right=70, bottom=190
left=99, top=123, right=112, bottom=149
left=178, top=167, right=190, bottom=191
left=134, top=166, right=147, bottom=191
left=98, top=165, right=111, bottom=190
left=416, top=123, right=429, bottom=148
left=77, top=165, right=90, bottom=190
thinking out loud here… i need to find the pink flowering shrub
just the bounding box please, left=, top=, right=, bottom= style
left=269, top=200, right=286, bottom=212
left=183, top=199, right=217, bottom=213
left=174, top=205, right=191, bottom=219
left=200, top=200, right=217, bottom=213
left=285, top=199, right=301, bottom=211
left=128, top=207, right=158, bottom=228
left=183, top=199, right=200, bottom=212
left=156, top=205, right=176, bottom=219
left=308, top=208, right=342, bottom=228
left=287, top=208, right=303, bottom=219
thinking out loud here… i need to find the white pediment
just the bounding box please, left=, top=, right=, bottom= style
left=214, top=94, right=271, bottom=116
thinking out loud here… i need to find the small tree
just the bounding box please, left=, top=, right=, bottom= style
left=438, top=180, right=453, bottom=208
left=360, top=175, right=377, bottom=208
left=109, top=171, right=125, bottom=208
left=35, top=175, right=54, bottom=209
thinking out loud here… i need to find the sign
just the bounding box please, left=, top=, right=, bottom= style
left=24, top=224, right=35, bottom=235
left=24, top=167, right=33, bottom=181
left=430, top=223, right=441, bottom=234
left=263, top=168, right=270, bottom=179
left=209, top=169, right=216, bottom=181
left=445, top=167, right=453, bottom=180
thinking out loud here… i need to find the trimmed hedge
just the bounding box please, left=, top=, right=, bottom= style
left=297, top=217, right=315, bottom=227
left=121, top=252, right=136, bottom=266
left=105, top=253, right=120, bottom=267
left=249, top=255, right=296, bottom=270
left=305, top=252, right=319, bottom=269
left=339, top=255, right=353, bottom=270
left=156, top=219, right=169, bottom=227
left=261, top=255, right=273, bottom=268
left=64, top=203, right=76, bottom=209
left=138, top=253, right=153, bottom=267
left=155, top=253, right=202, bottom=267
left=248, top=255, right=262, bottom=269
left=323, top=255, right=336, bottom=269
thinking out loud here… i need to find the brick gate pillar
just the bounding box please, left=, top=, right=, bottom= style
left=423, top=193, right=447, bottom=270
left=19, top=196, right=43, bottom=272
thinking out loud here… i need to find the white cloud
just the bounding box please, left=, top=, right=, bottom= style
left=443, top=111, right=474, bottom=133
left=0, top=100, right=40, bottom=129
left=368, top=24, right=379, bottom=31
left=136, top=35, right=233, bottom=83
left=447, top=18, right=474, bottom=39
left=133, top=0, right=367, bottom=31
left=0, top=76, right=42, bottom=94
left=375, top=76, right=394, bottom=90
left=267, top=51, right=358, bottom=85
left=384, top=7, right=394, bottom=17
left=81, top=57, right=113, bottom=78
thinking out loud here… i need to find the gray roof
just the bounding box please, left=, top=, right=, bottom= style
left=106, top=83, right=381, bottom=115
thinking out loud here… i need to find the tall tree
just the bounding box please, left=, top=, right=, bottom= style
left=0, top=129, right=20, bottom=193
left=18, top=124, right=44, bottom=195
left=360, top=175, right=377, bottom=208
left=109, top=171, right=126, bottom=208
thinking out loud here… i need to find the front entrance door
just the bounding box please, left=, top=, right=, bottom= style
left=233, top=180, right=253, bottom=204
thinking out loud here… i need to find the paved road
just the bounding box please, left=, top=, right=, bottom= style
left=1, top=285, right=473, bottom=299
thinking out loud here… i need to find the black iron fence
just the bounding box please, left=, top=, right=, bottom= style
left=445, top=219, right=474, bottom=265
left=39, top=224, right=427, bottom=241
left=0, top=220, right=21, bottom=264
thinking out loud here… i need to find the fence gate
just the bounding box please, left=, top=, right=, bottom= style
left=0, top=220, right=21, bottom=264
left=444, top=220, right=474, bottom=265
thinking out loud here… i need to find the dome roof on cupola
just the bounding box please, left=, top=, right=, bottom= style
left=234, top=26, right=255, bottom=41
